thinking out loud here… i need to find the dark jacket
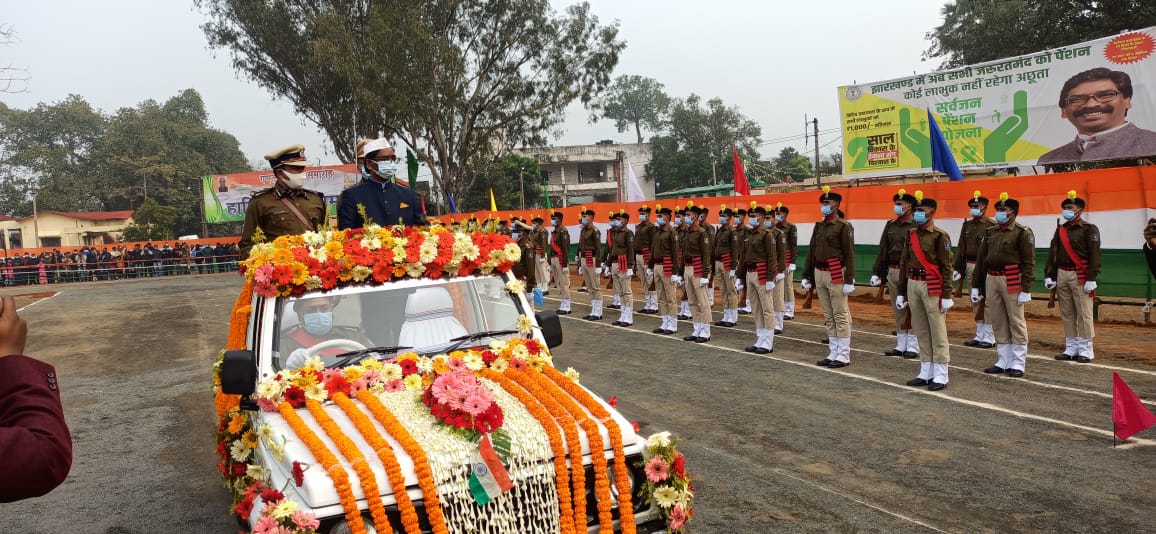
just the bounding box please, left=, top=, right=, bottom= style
left=0, top=355, right=72, bottom=502
left=337, top=179, right=426, bottom=229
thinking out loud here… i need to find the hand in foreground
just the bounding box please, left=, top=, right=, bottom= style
left=0, top=295, right=28, bottom=357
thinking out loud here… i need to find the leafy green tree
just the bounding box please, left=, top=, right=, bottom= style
left=120, top=198, right=176, bottom=241
left=818, top=152, right=843, bottom=178
left=925, top=1, right=1156, bottom=68
left=646, top=94, right=761, bottom=191
left=198, top=0, right=624, bottom=209
left=769, top=147, right=814, bottom=183
left=593, top=75, right=670, bottom=144
left=459, top=154, right=543, bottom=212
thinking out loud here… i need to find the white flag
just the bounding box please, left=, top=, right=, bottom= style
left=624, top=157, right=647, bottom=202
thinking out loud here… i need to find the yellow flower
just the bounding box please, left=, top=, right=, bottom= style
left=505, top=280, right=526, bottom=294
left=403, top=374, right=423, bottom=391
left=564, top=367, right=580, bottom=383
left=432, top=357, right=450, bottom=375
left=268, top=442, right=285, bottom=462
left=463, top=353, right=484, bottom=371
left=270, top=248, right=295, bottom=265
left=343, top=367, right=363, bottom=381
left=489, top=357, right=509, bottom=373
left=241, top=430, right=259, bottom=448
left=360, top=359, right=383, bottom=371
left=653, top=486, right=679, bottom=508
left=300, top=356, right=324, bottom=372
left=396, top=352, right=418, bottom=362
left=256, top=424, right=274, bottom=442
left=304, top=383, right=328, bottom=402
left=380, top=363, right=403, bottom=381
left=270, top=498, right=298, bottom=519
left=516, top=315, right=534, bottom=335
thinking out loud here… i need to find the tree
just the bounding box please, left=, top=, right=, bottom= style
left=198, top=0, right=624, bottom=210
left=818, top=152, right=843, bottom=177
left=646, top=94, right=762, bottom=191
left=924, top=1, right=1156, bottom=68
left=593, top=75, right=670, bottom=144
left=1, top=24, right=29, bottom=93
left=459, top=154, right=543, bottom=212
left=769, top=147, right=814, bottom=183
left=120, top=198, right=176, bottom=241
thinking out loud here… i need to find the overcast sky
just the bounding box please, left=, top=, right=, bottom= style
left=1, top=0, right=945, bottom=169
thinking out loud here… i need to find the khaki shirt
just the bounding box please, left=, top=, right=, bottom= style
left=898, top=223, right=954, bottom=296
left=776, top=221, right=798, bottom=265
left=768, top=225, right=788, bottom=274
left=736, top=227, right=778, bottom=282
left=713, top=224, right=740, bottom=259
left=578, top=225, right=601, bottom=257
left=603, top=226, right=635, bottom=269
left=532, top=225, right=549, bottom=257
left=804, top=216, right=855, bottom=283
left=683, top=225, right=712, bottom=278
left=874, top=216, right=916, bottom=277
left=634, top=220, right=656, bottom=254
left=239, top=187, right=327, bottom=258
left=1045, top=219, right=1101, bottom=281
left=550, top=224, right=570, bottom=259
left=649, top=224, right=682, bottom=274
left=972, top=222, right=1036, bottom=291
left=954, top=217, right=997, bottom=272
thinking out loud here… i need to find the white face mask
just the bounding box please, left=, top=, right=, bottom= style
left=281, top=170, right=307, bottom=189
left=375, top=160, right=400, bottom=177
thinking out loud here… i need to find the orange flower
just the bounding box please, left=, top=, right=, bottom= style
left=482, top=369, right=577, bottom=534
left=306, top=399, right=392, bottom=533
left=356, top=390, right=450, bottom=534
left=501, top=368, right=587, bottom=530
left=333, top=393, right=422, bottom=534
left=544, top=366, right=637, bottom=532
left=227, top=413, right=246, bottom=434
left=278, top=402, right=367, bottom=533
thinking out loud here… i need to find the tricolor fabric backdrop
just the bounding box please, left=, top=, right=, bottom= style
left=201, top=164, right=364, bottom=223
left=837, top=27, right=1156, bottom=177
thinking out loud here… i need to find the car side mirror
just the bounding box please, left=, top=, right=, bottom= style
left=220, top=350, right=257, bottom=396
left=535, top=310, right=563, bottom=348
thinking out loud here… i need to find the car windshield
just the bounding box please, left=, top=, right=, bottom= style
left=274, top=276, right=523, bottom=370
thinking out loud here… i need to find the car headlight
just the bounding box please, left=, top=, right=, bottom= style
left=329, top=518, right=378, bottom=534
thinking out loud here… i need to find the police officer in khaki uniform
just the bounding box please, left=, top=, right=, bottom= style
left=1044, top=190, right=1101, bottom=363
left=648, top=205, right=682, bottom=334
left=698, top=206, right=717, bottom=308
left=576, top=208, right=603, bottom=320
left=682, top=206, right=713, bottom=342
left=676, top=204, right=693, bottom=320
left=765, top=204, right=789, bottom=334
left=239, top=144, right=327, bottom=259
left=603, top=210, right=636, bottom=326
left=634, top=205, right=658, bottom=314
left=871, top=189, right=919, bottom=359
left=511, top=218, right=535, bottom=288
left=955, top=191, right=997, bottom=348
left=531, top=215, right=551, bottom=294
left=549, top=211, right=573, bottom=315
left=774, top=203, right=799, bottom=319
left=802, top=186, right=856, bottom=368
left=736, top=206, right=779, bottom=353
left=713, top=206, right=741, bottom=327
left=734, top=205, right=753, bottom=314
left=973, top=192, right=1036, bottom=378
left=895, top=192, right=954, bottom=391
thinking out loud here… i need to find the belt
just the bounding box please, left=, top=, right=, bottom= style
left=887, top=261, right=901, bottom=269
left=1059, top=262, right=1080, bottom=270
left=986, top=268, right=1013, bottom=275
left=907, top=268, right=928, bottom=280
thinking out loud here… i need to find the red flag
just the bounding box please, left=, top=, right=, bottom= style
left=1112, top=371, right=1156, bottom=440
left=732, top=144, right=750, bottom=195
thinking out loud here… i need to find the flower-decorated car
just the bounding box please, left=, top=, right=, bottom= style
left=213, top=224, right=693, bottom=534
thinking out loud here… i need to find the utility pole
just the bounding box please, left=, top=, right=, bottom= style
left=519, top=166, right=525, bottom=210
left=813, top=117, right=821, bottom=187
left=711, top=160, right=717, bottom=186
left=31, top=193, right=39, bottom=248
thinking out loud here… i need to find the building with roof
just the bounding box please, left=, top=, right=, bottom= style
left=0, top=210, right=135, bottom=249
left=512, top=143, right=653, bottom=206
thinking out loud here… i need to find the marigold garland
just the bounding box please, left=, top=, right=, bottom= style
left=516, top=369, right=614, bottom=533
left=356, top=390, right=450, bottom=534
left=306, top=399, right=392, bottom=533
left=544, top=366, right=637, bottom=533
left=333, top=392, right=423, bottom=534
left=278, top=402, right=366, bottom=533
left=501, top=368, right=587, bottom=530
left=482, top=369, right=577, bottom=534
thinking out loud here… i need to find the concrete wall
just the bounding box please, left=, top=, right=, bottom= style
left=0, top=213, right=133, bottom=249
left=514, top=143, right=654, bottom=206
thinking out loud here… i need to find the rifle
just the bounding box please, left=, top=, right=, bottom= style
left=902, top=307, right=912, bottom=330
left=953, top=278, right=964, bottom=298
left=873, top=285, right=885, bottom=304
left=974, top=297, right=985, bottom=321
left=802, top=287, right=816, bottom=309
left=1047, top=287, right=1057, bottom=308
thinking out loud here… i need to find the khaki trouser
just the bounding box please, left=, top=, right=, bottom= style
left=612, top=262, right=633, bottom=308
left=816, top=269, right=851, bottom=337
left=746, top=272, right=773, bottom=330
left=714, top=260, right=738, bottom=309
left=985, top=275, right=1028, bottom=345
left=783, top=268, right=796, bottom=307
left=684, top=266, right=711, bottom=324
left=772, top=273, right=786, bottom=312
left=581, top=256, right=601, bottom=302
left=655, top=264, right=676, bottom=316
left=887, top=266, right=905, bottom=331
left=907, top=279, right=950, bottom=364
left=1058, top=268, right=1094, bottom=339
left=535, top=254, right=551, bottom=288
left=550, top=256, right=570, bottom=300
left=637, top=253, right=653, bottom=293
left=519, top=250, right=536, bottom=287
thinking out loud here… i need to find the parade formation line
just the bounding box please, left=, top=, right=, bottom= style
left=550, top=297, right=1156, bottom=448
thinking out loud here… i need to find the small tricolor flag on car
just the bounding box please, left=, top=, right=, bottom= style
left=468, top=433, right=513, bottom=505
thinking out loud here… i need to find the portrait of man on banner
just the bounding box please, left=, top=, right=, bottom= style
left=1037, top=68, right=1156, bottom=165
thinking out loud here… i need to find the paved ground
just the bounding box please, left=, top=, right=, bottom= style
left=3, top=275, right=1156, bottom=533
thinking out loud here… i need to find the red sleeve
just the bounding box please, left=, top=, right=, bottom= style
left=0, top=355, right=72, bottom=502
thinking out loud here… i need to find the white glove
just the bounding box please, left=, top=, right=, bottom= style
left=699, top=277, right=709, bottom=287
left=626, top=269, right=633, bottom=278
left=671, top=275, right=684, bottom=286
left=869, top=275, right=882, bottom=287
left=939, top=298, right=954, bottom=313
left=285, top=348, right=310, bottom=370
left=788, top=263, right=797, bottom=272
left=594, top=267, right=603, bottom=276
left=895, top=296, right=907, bottom=310
left=538, top=257, right=546, bottom=264
left=801, top=279, right=813, bottom=291
left=562, top=267, right=569, bottom=273
left=842, top=284, right=855, bottom=295
left=775, top=272, right=785, bottom=282
left=728, top=270, right=736, bottom=278
left=574, top=254, right=580, bottom=264
left=646, top=268, right=653, bottom=278
left=1084, top=281, right=1097, bottom=293
left=1044, top=277, right=1056, bottom=289
left=952, top=270, right=962, bottom=282
left=1017, top=292, right=1032, bottom=305
left=970, top=288, right=981, bottom=303
left=764, top=281, right=775, bottom=292
left=734, top=279, right=744, bottom=291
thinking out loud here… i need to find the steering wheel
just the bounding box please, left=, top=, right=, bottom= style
left=305, top=338, right=367, bottom=359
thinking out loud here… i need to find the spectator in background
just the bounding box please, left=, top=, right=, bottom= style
left=1144, top=218, right=1156, bottom=279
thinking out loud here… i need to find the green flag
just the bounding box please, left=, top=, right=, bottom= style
left=542, top=171, right=552, bottom=209
left=406, top=149, right=419, bottom=189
